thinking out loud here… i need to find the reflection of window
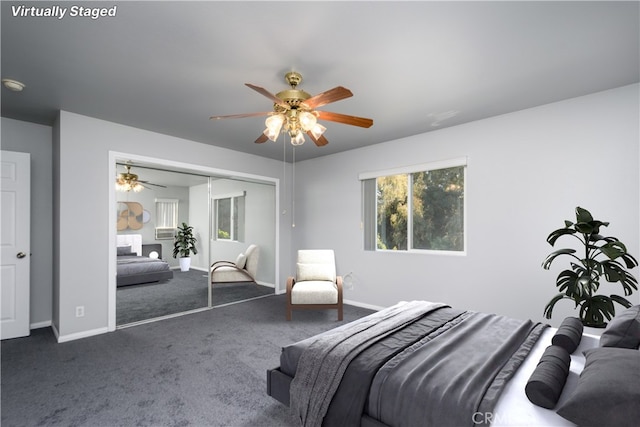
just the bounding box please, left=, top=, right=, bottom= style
left=155, top=198, right=178, bottom=239
left=360, top=158, right=466, bottom=253
left=213, top=192, right=245, bottom=241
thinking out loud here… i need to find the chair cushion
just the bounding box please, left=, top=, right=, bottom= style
left=297, top=263, right=336, bottom=282
left=235, top=253, right=247, bottom=270
left=291, top=281, right=338, bottom=304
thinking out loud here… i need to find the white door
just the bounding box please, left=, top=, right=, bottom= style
left=1, top=151, right=30, bottom=339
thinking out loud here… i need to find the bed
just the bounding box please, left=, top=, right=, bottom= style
left=267, top=301, right=640, bottom=427
left=116, top=234, right=173, bottom=287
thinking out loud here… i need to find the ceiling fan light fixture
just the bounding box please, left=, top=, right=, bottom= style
left=299, top=111, right=317, bottom=131
left=291, top=130, right=305, bottom=146
left=310, top=123, right=327, bottom=140
left=115, top=179, right=144, bottom=192
left=115, top=165, right=145, bottom=192
left=264, top=114, right=285, bottom=141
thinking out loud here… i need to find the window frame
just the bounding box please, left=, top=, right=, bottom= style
left=212, top=191, right=246, bottom=242
left=360, top=157, right=467, bottom=255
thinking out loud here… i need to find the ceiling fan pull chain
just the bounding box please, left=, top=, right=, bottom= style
left=292, top=143, right=296, bottom=228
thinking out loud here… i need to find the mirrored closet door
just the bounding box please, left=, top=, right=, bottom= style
left=114, top=161, right=277, bottom=327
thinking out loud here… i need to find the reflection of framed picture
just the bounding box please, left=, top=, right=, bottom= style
left=117, top=201, right=144, bottom=231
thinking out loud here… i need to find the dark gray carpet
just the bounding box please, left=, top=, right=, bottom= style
left=117, top=269, right=274, bottom=325
left=1, top=295, right=374, bottom=427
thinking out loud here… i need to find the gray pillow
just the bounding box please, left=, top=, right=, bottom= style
left=599, top=305, right=640, bottom=349
left=552, top=317, right=583, bottom=354
left=117, top=245, right=132, bottom=256
left=525, top=345, right=570, bottom=409
left=556, top=347, right=640, bottom=427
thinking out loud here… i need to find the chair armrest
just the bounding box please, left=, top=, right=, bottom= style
left=336, top=276, right=343, bottom=301
left=210, top=260, right=236, bottom=269
left=211, top=262, right=255, bottom=281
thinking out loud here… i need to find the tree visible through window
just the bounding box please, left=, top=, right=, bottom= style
left=365, top=161, right=465, bottom=253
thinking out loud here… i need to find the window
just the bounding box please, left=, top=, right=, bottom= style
left=213, top=192, right=245, bottom=241
left=155, top=198, right=178, bottom=239
left=361, top=158, right=466, bottom=253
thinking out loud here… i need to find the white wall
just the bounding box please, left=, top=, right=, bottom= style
left=1, top=118, right=53, bottom=328
left=55, top=111, right=291, bottom=340
left=189, top=182, right=210, bottom=270
left=292, top=84, right=640, bottom=326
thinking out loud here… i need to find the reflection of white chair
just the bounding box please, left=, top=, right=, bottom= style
left=286, top=249, right=343, bottom=321
left=210, top=244, right=260, bottom=285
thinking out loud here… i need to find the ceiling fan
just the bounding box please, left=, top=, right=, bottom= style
left=210, top=71, right=373, bottom=147
left=115, top=163, right=167, bottom=192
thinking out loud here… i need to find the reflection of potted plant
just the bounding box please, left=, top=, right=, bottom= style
left=173, top=222, right=198, bottom=271
left=542, top=207, right=638, bottom=327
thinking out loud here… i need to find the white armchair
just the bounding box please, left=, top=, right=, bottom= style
left=210, top=244, right=260, bottom=285
left=286, top=249, right=343, bottom=321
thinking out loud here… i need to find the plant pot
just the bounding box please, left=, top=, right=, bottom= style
left=179, top=257, right=191, bottom=272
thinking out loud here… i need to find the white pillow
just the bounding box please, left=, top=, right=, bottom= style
left=297, top=262, right=336, bottom=282
left=235, top=253, right=247, bottom=269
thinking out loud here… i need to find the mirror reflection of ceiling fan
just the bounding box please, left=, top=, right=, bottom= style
left=210, top=71, right=373, bottom=147
left=115, top=163, right=167, bottom=192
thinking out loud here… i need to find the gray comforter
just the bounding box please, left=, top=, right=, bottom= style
left=117, top=255, right=171, bottom=275
left=287, top=301, right=547, bottom=427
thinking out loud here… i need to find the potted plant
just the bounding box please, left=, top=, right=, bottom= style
left=172, top=222, right=198, bottom=271
left=542, top=206, right=638, bottom=327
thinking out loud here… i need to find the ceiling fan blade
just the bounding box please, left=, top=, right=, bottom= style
left=138, top=180, right=167, bottom=188
left=301, top=86, right=352, bottom=109
left=210, top=112, right=271, bottom=120
left=245, top=83, right=290, bottom=109
left=306, top=131, right=329, bottom=147
left=255, top=133, right=269, bottom=144
left=316, top=111, right=373, bottom=128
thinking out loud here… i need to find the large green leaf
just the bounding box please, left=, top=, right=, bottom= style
left=542, top=248, right=577, bottom=269
left=600, top=241, right=627, bottom=260
left=546, top=228, right=576, bottom=246
left=575, top=207, right=593, bottom=223
left=609, top=294, right=632, bottom=309
left=544, top=293, right=568, bottom=319
left=619, top=252, right=639, bottom=269
left=580, top=295, right=615, bottom=326
left=556, top=270, right=578, bottom=295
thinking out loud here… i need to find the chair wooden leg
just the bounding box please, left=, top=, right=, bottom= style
left=337, top=305, right=343, bottom=321
left=286, top=305, right=292, bottom=321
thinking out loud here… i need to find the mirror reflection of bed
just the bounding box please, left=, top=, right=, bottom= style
left=116, top=234, right=209, bottom=325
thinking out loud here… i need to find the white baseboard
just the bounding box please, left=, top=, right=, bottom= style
left=170, top=266, right=208, bottom=272
left=57, top=326, right=110, bottom=343
left=30, top=320, right=52, bottom=330
left=256, top=281, right=275, bottom=288
left=271, top=291, right=383, bottom=312
left=343, top=299, right=384, bottom=311
left=51, top=323, right=60, bottom=340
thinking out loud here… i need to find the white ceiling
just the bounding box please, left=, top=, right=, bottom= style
left=2, top=1, right=639, bottom=162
